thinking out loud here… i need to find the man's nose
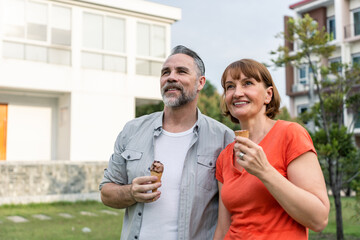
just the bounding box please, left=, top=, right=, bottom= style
left=166, top=72, right=178, bottom=82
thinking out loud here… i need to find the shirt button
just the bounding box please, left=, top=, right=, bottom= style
left=127, top=155, right=130, bottom=159
left=134, top=236, right=138, bottom=239
left=148, top=167, right=150, bottom=171
left=138, top=212, right=142, bottom=216
left=209, top=162, right=213, bottom=166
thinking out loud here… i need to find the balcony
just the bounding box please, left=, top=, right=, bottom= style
left=344, top=23, right=360, bottom=41
left=292, top=83, right=309, bottom=93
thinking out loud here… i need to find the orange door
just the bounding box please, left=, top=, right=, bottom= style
left=0, top=104, right=7, bottom=160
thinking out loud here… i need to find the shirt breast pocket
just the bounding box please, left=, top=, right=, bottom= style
left=121, top=149, right=143, bottom=184
left=197, top=155, right=217, bottom=191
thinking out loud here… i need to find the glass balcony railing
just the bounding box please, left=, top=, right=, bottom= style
left=344, top=23, right=360, bottom=39
left=292, top=83, right=309, bottom=93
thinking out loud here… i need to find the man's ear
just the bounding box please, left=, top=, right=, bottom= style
left=197, top=76, right=206, bottom=91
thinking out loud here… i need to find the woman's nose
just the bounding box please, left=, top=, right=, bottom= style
left=234, top=85, right=244, bottom=97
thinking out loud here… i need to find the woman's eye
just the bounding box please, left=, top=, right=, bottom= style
left=244, top=81, right=253, bottom=86
left=226, top=85, right=234, bottom=90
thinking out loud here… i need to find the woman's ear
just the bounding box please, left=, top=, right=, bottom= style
left=265, top=86, right=273, bottom=104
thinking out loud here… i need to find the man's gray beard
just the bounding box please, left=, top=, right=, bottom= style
left=162, top=82, right=198, bottom=108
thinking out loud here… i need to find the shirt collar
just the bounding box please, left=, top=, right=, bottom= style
left=153, top=108, right=203, bottom=135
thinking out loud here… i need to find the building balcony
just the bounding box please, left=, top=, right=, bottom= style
left=344, top=24, right=360, bottom=42
left=292, top=83, right=310, bottom=93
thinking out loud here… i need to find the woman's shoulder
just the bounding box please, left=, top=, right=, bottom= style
left=274, top=120, right=307, bottom=133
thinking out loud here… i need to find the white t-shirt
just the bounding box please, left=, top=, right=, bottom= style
left=139, top=126, right=195, bottom=240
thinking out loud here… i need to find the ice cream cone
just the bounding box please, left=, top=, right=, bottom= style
left=150, top=171, right=163, bottom=192
left=234, top=130, right=249, bottom=138
left=150, top=160, right=164, bottom=193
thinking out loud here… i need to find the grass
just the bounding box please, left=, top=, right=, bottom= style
left=310, top=197, right=360, bottom=239
left=0, top=201, right=124, bottom=240
left=0, top=197, right=359, bottom=239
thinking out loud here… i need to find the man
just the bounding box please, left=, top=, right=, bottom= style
left=99, top=45, right=234, bottom=240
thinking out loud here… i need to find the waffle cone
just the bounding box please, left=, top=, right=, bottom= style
left=150, top=171, right=163, bottom=192
left=234, top=130, right=249, bottom=138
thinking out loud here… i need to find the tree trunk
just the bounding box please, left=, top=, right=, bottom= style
left=333, top=186, right=344, bottom=240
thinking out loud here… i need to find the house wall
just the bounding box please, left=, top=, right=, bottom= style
left=0, top=0, right=179, bottom=162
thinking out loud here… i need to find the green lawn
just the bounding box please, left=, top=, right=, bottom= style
left=0, top=197, right=359, bottom=239
left=310, top=197, right=360, bottom=239
left=0, top=201, right=124, bottom=240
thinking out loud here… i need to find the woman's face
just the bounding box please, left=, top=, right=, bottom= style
left=224, top=71, right=273, bottom=121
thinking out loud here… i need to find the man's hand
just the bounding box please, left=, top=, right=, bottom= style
left=130, top=176, right=162, bottom=203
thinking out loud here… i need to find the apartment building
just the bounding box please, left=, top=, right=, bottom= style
left=0, top=0, right=181, bottom=161
left=285, top=0, right=360, bottom=146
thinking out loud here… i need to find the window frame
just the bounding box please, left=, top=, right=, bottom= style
left=2, top=0, right=72, bottom=66
left=136, top=21, right=167, bottom=77
left=81, top=10, right=127, bottom=73
left=327, top=16, right=336, bottom=40
left=353, top=8, right=360, bottom=36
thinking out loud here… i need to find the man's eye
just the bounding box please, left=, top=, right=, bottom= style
left=161, top=71, right=169, bottom=76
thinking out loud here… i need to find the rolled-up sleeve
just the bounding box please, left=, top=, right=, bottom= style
left=99, top=132, right=127, bottom=190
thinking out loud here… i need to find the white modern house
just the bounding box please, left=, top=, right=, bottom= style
left=0, top=0, right=181, bottom=162
left=0, top=0, right=180, bottom=204
left=285, top=0, right=360, bottom=147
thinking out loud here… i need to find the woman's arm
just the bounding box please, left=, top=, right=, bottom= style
left=235, top=137, right=329, bottom=232
left=213, top=182, right=231, bottom=240
left=263, top=152, right=330, bottom=232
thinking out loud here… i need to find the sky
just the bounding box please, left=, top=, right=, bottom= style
left=147, top=0, right=297, bottom=109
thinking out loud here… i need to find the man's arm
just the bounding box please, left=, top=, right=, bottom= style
left=101, top=176, right=162, bottom=209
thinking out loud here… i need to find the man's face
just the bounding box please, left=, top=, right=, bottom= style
left=160, top=54, right=201, bottom=108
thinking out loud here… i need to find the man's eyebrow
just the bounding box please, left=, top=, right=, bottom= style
left=175, top=66, right=189, bottom=72
left=161, top=67, right=170, bottom=73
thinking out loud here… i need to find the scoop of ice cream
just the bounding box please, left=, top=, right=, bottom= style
left=150, top=160, right=164, bottom=173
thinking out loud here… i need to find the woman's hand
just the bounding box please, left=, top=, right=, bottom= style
left=234, top=136, right=273, bottom=177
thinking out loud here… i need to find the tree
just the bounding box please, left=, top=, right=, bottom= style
left=271, top=14, right=360, bottom=240
left=136, top=101, right=164, bottom=118
left=198, top=80, right=238, bottom=131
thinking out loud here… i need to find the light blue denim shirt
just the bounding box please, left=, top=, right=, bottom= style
left=99, top=109, right=234, bottom=240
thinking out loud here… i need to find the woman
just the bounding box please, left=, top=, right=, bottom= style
left=213, top=59, right=329, bottom=240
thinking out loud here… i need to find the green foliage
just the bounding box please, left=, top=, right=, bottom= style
left=197, top=81, right=238, bottom=130
left=135, top=101, right=164, bottom=117
left=271, top=14, right=360, bottom=239
left=271, top=14, right=336, bottom=70
left=275, top=106, right=303, bottom=124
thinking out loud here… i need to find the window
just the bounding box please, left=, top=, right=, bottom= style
left=298, top=105, right=308, bottom=115
left=352, top=53, right=360, bottom=67
left=354, top=10, right=360, bottom=36
left=2, top=0, right=71, bottom=65
left=298, top=65, right=309, bottom=85
left=82, top=12, right=126, bottom=72
left=327, top=16, right=336, bottom=40
left=329, top=57, right=342, bottom=73
left=355, top=114, right=360, bottom=128
left=136, top=22, right=166, bottom=76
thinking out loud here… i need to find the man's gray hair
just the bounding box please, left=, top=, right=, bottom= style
left=170, top=45, right=205, bottom=77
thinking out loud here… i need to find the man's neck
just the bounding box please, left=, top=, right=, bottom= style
left=163, top=102, right=198, bottom=133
